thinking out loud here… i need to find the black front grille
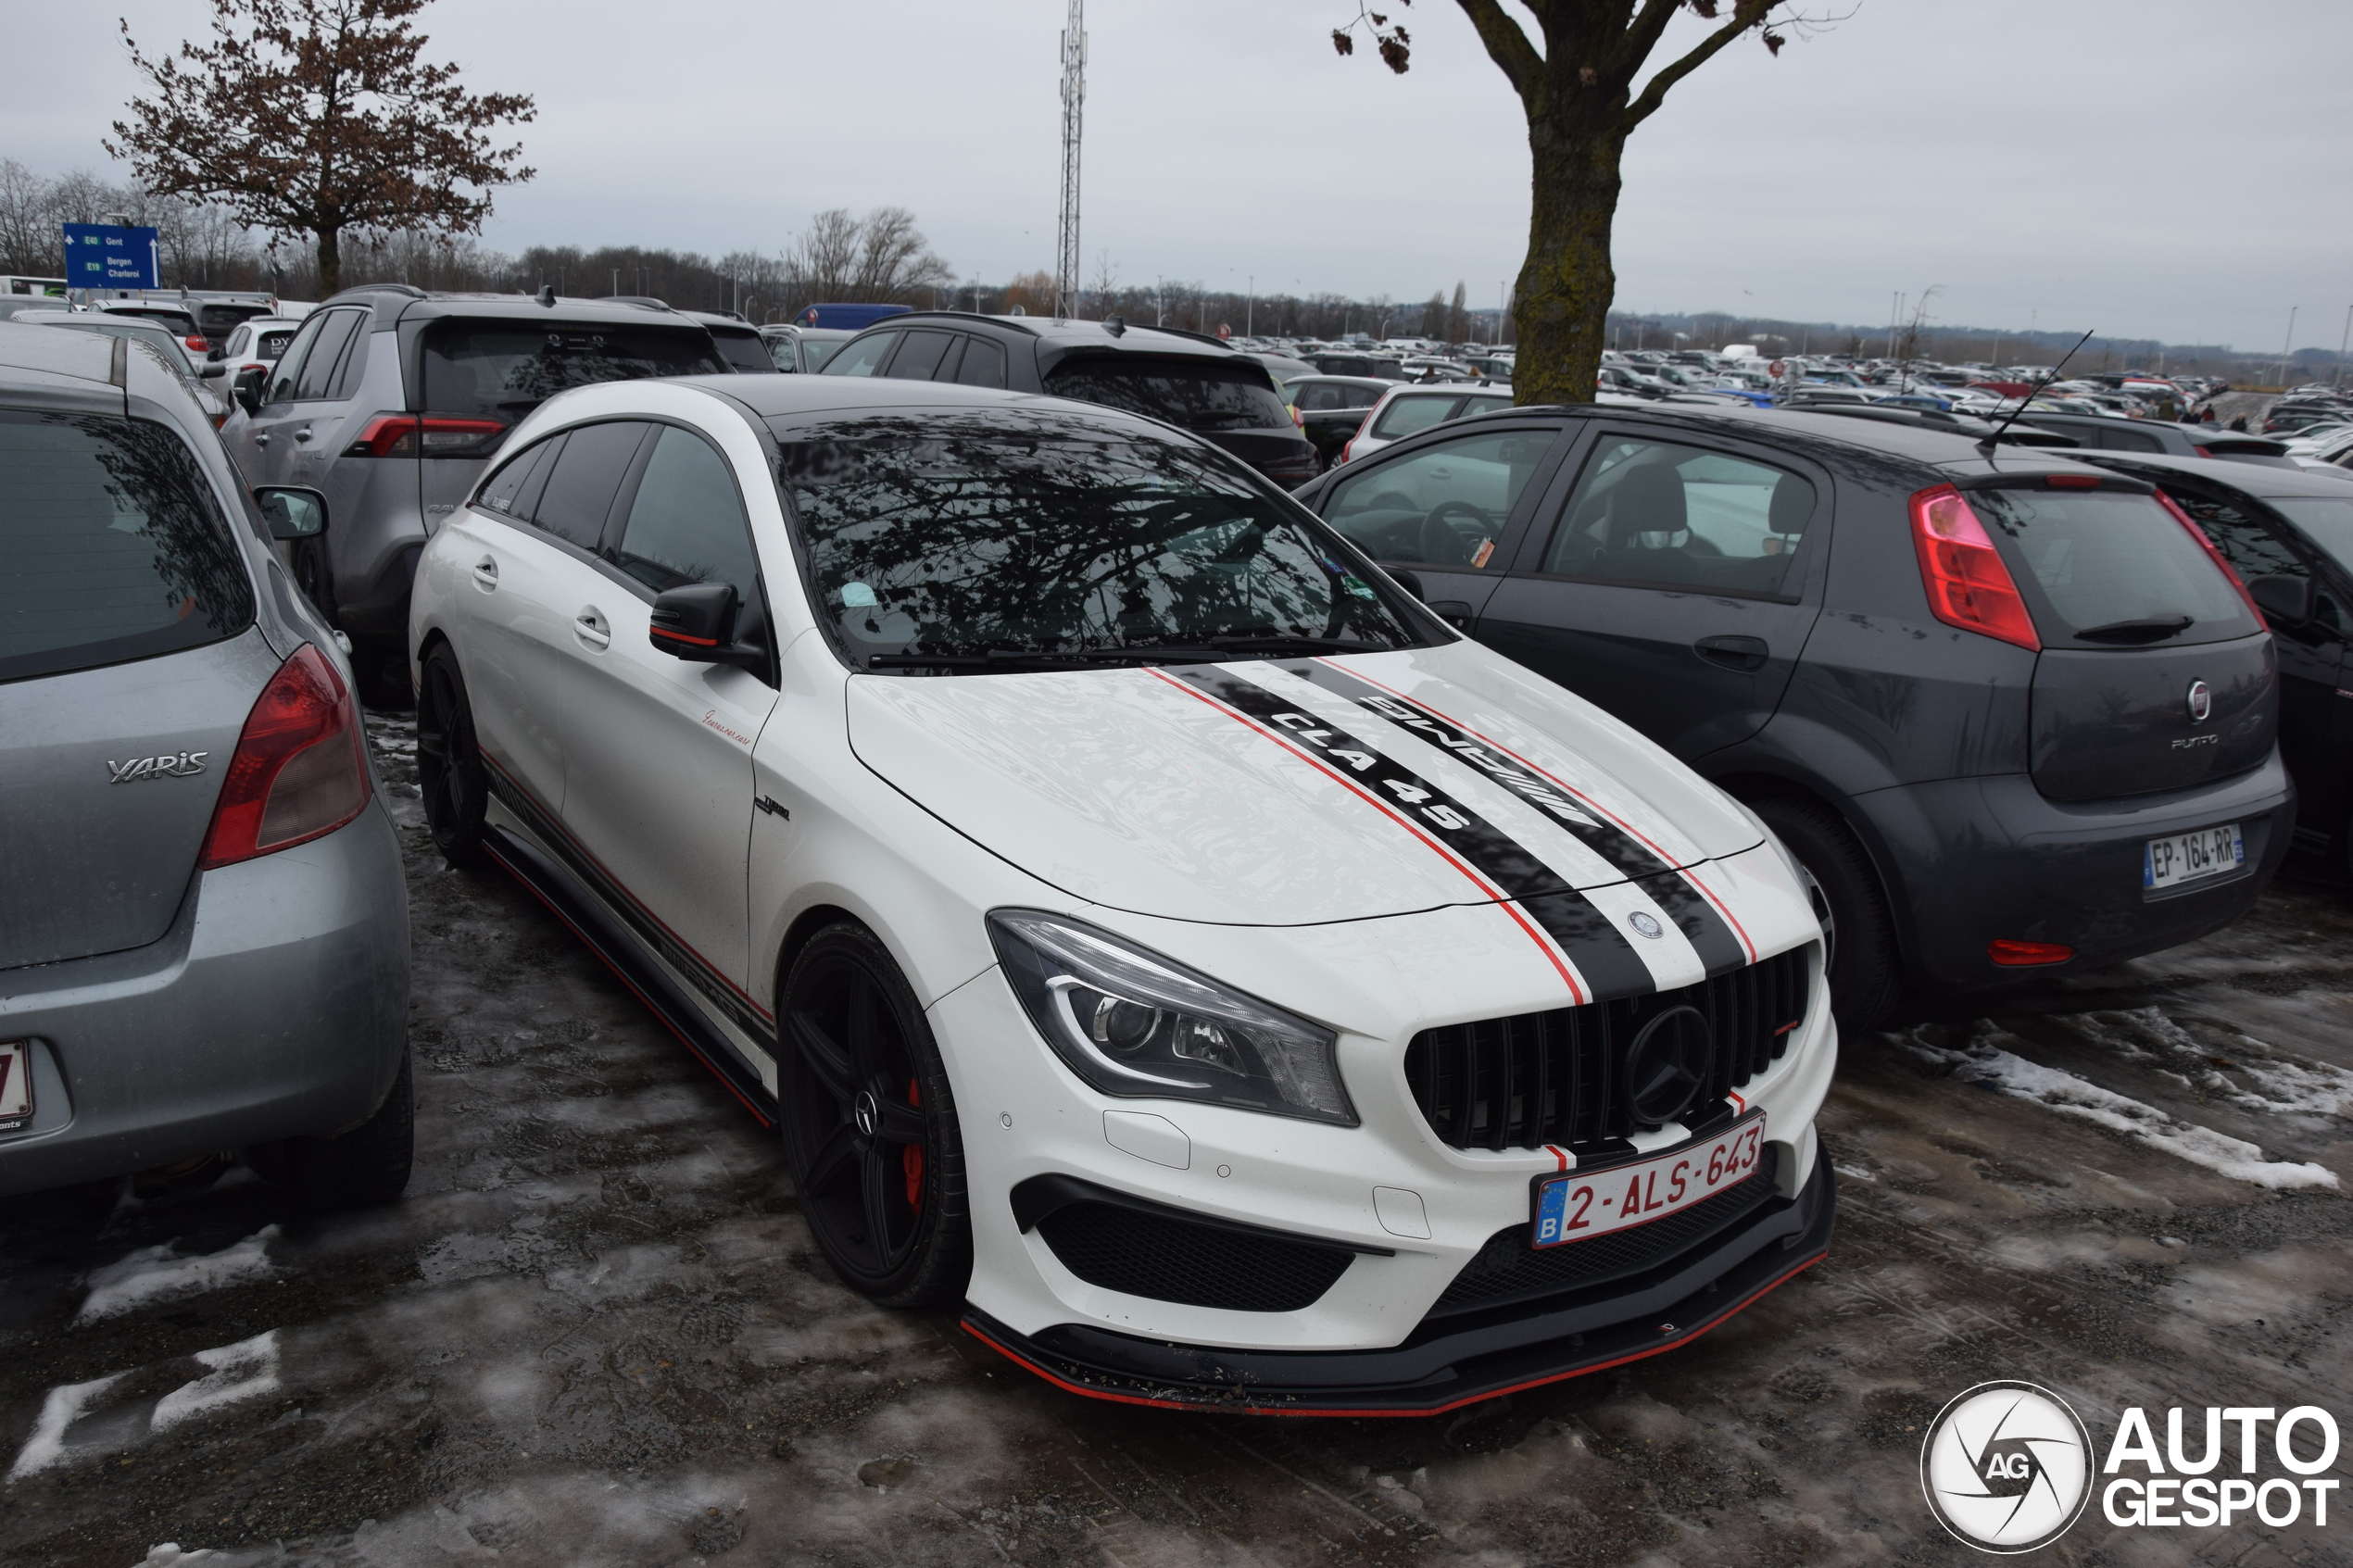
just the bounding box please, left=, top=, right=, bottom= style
left=1404, top=946, right=1810, bottom=1150
left=1430, top=1147, right=1781, bottom=1318
left=1037, top=1201, right=1356, bottom=1312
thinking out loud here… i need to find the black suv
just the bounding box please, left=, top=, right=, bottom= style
left=218, top=286, right=728, bottom=697
left=820, top=313, right=1319, bottom=486
left=1289, top=402, right=2287, bottom=1028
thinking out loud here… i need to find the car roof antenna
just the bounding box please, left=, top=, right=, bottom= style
left=1981, top=327, right=2094, bottom=457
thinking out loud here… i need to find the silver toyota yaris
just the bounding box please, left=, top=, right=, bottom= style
left=0, top=322, right=410, bottom=1209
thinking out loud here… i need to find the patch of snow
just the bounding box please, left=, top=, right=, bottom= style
left=7, top=1373, right=126, bottom=1480
left=2072, top=1008, right=2353, bottom=1118
left=76, top=1226, right=280, bottom=1323
left=151, top=1331, right=280, bottom=1432
left=1832, top=1164, right=1877, bottom=1183
left=1896, top=1028, right=2339, bottom=1190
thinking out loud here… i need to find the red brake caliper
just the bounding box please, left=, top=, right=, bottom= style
left=902, top=1078, right=925, bottom=1211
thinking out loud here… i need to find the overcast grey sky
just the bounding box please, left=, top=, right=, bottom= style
left=4, top=1, right=2347, bottom=350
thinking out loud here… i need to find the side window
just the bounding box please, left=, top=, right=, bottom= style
left=1344, top=384, right=1382, bottom=409
left=954, top=337, right=1007, bottom=389
left=767, top=336, right=799, bottom=372
left=293, top=310, right=364, bottom=400
left=1371, top=395, right=1462, bottom=441
left=1322, top=429, right=1556, bottom=567
left=2100, top=427, right=2165, bottom=453
left=883, top=331, right=953, bottom=381
left=476, top=436, right=558, bottom=518
left=1539, top=436, right=1815, bottom=597
left=328, top=324, right=373, bottom=400
left=1297, top=383, right=1346, bottom=412
left=608, top=426, right=760, bottom=604
left=2169, top=490, right=2337, bottom=627
left=825, top=332, right=900, bottom=378
left=265, top=312, right=332, bottom=404
left=532, top=421, right=651, bottom=549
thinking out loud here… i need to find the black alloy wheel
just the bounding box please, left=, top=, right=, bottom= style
left=780, top=922, right=969, bottom=1307
left=1748, top=792, right=1901, bottom=1035
left=291, top=535, right=339, bottom=624
left=415, top=642, right=488, bottom=869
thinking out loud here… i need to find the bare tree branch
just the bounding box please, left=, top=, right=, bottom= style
left=1453, top=0, right=1544, bottom=105
left=1624, top=0, right=1780, bottom=126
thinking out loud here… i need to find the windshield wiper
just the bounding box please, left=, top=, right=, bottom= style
left=1201, top=634, right=1393, bottom=655
left=2074, top=614, right=2194, bottom=644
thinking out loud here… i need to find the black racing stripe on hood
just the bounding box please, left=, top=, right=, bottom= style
left=1291, top=659, right=1754, bottom=977
left=1164, top=666, right=1655, bottom=1002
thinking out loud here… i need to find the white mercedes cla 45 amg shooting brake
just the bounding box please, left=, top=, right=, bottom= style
left=409, top=373, right=1838, bottom=1414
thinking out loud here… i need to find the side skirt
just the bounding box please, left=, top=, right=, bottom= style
left=484, top=823, right=779, bottom=1127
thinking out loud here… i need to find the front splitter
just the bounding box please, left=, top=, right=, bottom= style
left=964, top=1157, right=1836, bottom=1416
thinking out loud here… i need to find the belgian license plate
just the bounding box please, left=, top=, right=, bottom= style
left=0, top=1040, right=31, bottom=1134
left=2144, top=822, right=2244, bottom=891
left=1531, top=1112, right=1767, bottom=1249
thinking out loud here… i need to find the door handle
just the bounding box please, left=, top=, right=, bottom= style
left=471, top=557, right=497, bottom=590
left=1694, top=634, right=1770, bottom=672
left=573, top=608, right=610, bottom=650
left=293, top=426, right=312, bottom=443
left=254, top=433, right=270, bottom=447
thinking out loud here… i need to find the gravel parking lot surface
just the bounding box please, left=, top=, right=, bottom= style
left=4, top=715, right=2347, bottom=1568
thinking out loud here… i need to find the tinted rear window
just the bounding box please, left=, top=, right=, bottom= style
left=711, top=332, right=774, bottom=373
left=421, top=320, right=726, bottom=422
left=0, top=410, right=254, bottom=683
left=1966, top=486, right=2258, bottom=647
left=1044, top=356, right=1293, bottom=433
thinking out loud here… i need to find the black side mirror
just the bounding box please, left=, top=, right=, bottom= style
left=255, top=485, right=327, bottom=539
left=649, top=582, right=765, bottom=671
left=2247, top=572, right=2314, bottom=628
left=233, top=365, right=265, bottom=415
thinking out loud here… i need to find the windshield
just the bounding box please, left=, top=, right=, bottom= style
left=1043, top=357, right=1293, bottom=433
left=1966, top=486, right=2258, bottom=646
left=776, top=413, right=1427, bottom=672
left=711, top=332, right=774, bottom=373
left=421, top=320, right=726, bottom=421
left=2268, top=497, right=2353, bottom=568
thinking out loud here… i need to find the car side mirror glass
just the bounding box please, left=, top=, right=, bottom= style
left=2247, top=572, right=2314, bottom=627
left=233, top=365, right=266, bottom=415
left=256, top=485, right=327, bottom=539
left=649, top=581, right=766, bottom=671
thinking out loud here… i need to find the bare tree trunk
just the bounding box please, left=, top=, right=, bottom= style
left=317, top=225, right=342, bottom=297
left=1513, top=115, right=1625, bottom=407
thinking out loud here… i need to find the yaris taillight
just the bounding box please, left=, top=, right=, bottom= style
left=198, top=645, right=371, bottom=869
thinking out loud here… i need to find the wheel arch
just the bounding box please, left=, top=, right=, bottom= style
left=1707, top=767, right=1916, bottom=975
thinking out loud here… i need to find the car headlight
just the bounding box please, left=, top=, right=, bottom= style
left=988, top=909, right=1357, bottom=1126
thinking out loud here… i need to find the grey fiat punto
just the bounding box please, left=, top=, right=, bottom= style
left=0, top=322, right=411, bottom=1208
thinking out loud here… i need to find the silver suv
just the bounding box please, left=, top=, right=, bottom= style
left=0, top=322, right=411, bottom=1208
left=220, top=287, right=729, bottom=699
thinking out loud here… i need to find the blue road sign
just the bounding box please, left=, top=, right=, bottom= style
left=62, top=223, right=160, bottom=290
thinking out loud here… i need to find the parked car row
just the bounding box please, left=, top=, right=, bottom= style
left=0, top=281, right=2300, bottom=1419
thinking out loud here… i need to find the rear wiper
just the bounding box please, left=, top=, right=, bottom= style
left=2074, top=614, right=2194, bottom=644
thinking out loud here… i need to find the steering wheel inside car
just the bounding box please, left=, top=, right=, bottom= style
left=1420, top=500, right=1495, bottom=567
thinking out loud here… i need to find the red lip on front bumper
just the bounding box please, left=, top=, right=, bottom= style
left=960, top=1158, right=1836, bottom=1417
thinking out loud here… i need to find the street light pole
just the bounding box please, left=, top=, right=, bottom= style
left=2280, top=306, right=2298, bottom=389
left=2335, top=303, right=2351, bottom=390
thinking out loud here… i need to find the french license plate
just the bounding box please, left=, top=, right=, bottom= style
left=2143, top=822, right=2244, bottom=891
left=1531, top=1112, right=1766, bottom=1249
left=0, top=1040, right=31, bottom=1134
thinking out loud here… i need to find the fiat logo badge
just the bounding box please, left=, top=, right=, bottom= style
left=2186, top=680, right=2212, bottom=723
left=1628, top=911, right=1664, bottom=939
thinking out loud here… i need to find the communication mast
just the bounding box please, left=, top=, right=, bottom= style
left=1054, top=0, right=1086, bottom=321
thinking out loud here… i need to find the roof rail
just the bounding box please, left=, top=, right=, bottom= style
left=602, top=295, right=678, bottom=313
left=323, top=282, right=427, bottom=303
left=877, top=309, right=1038, bottom=337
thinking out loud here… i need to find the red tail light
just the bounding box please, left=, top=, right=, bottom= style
left=183, top=334, right=210, bottom=352
left=2192, top=445, right=2212, bottom=458
left=1989, top=938, right=2073, bottom=966
left=345, top=413, right=507, bottom=458
left=198, top=646, right=371, bottom=869
left=2045, top=472, right=2100, bottom=489
left=2150, top=487, right=2266, bottom=628
left=1908, top=484, right=2040, bottom=651
left=1339, top=438, right=1355, bottom=464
